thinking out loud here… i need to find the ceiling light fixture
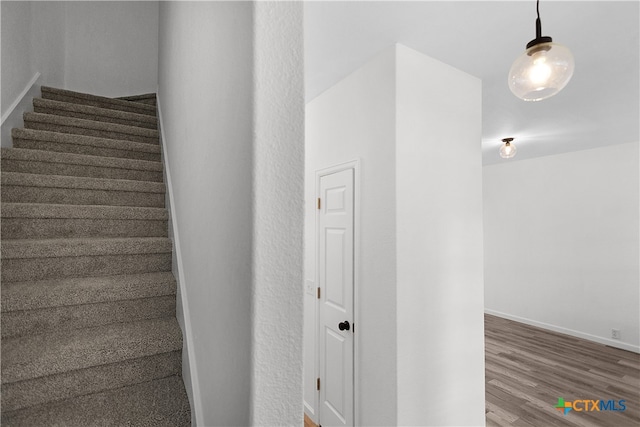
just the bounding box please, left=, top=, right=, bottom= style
left=508, top=0, right=574, bottom=101
left=499, top=138, right=517, bottom=159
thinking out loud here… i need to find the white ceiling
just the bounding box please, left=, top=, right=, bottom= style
left=304, top=1, right=640, bottom=164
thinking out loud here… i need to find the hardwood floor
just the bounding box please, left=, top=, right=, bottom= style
left=305, top=315, right=639, bottom=426
left=304, top=413, right=318, bottom=427
left=485, top=314, right=640, bottom=427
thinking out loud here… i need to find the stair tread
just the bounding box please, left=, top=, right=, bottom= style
left=24, top=112, right=159, bottom=139
left=2, top=203, right=168, bottom=220
left=1, top=317, right=182, bottom=383
left=2, top=272, right=176, bottom=312
left=2, top=171, right=165, bottom=193
left=2, top=352, right=181, bottom=413
left=2, top=375, right=190, bottom=427
left=41, top=86, right=157, bottom=116
left=1, top=237, right=172, bottom=259
left=34, top=98, right=157, bottom=126
left=12, top=128, right=161, bottom=155
left=2, top=147, right=163, bottom=172
left=2, top=295, right=176, bottom=339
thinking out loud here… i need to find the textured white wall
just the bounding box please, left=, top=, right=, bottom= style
left=305, top=46, right=399, bottom=425
left=396, top=45, right=485, bottom=426
left=251, top=2, right=305, bottom=424
left=484, top=142, right=640, bottom=352
left=158, top=2, right=253, bottom=425
left=64, top=1, right=158, bottom=97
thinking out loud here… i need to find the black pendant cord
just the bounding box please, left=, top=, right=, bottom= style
left=527, top=0, right=553, bottom=49
left=536, top=0, right=542, bottom=39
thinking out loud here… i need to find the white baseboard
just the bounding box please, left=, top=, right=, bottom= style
left=485, top=309, right=640, bottom=354
left=157, top=93, right=204, bottom=426
left=1, top=72, right=41, bottom=147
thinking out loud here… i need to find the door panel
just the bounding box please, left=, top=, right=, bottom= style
left=318, top=168, right=354, bottom=427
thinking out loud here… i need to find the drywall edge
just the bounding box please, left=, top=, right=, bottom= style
left=157, top=94, right=204, bottom=424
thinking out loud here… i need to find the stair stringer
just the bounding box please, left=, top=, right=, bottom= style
left=157, top=93, right=204, bottom=426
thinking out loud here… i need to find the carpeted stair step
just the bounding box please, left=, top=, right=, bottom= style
left=33, top=98, right=158, bottom=130
left=2, top=351, right=182, bottom=413
left=24, top=112, right=159, bottom=145
left=2, top=203, right=168, bottom=239
left=1, top=148, right=163, bottom=182
left=1, top=374, right=190, bottom=427
left=12, top=128, right=161, bottom=162
left=2, top=295, right=176, bottom=338
left=2, top=316, right=182, bottom=384
left=1, top=237, right=172, bottom=282
left=2, top=272, right=176, bottom=338
left=41, top=86, right=156, bottom=117
left=117, top=93, right=158, bottom=106
left=1, top=172, right=165, bottom=207
left=2, top=272, right=176, bottom=313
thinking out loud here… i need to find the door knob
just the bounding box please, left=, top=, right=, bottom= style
left=338, top=321, right=350, bottom=331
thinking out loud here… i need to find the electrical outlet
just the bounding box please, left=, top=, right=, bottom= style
left=611, top=329, right=621, bottom=340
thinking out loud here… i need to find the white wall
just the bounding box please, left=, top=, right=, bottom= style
left=251, top=3, right=304, bottom=424
left=158, top=2, right=253, bottom=425
left=31, top=2, right=65, bottom=90
left=1, top=1, right=35, bottom=114
left=396, top=45, right=485, bottom=426
left=158, top=2, right=305, bottom=425
left=1, top=1, right=65, bottom=146
left=484, top=142, right=640, bottom=352
left=64, top=1, right=158, bottom=97
left=305, top=45, right=485, bottom=426
left=306, top=46, right=398, bottom=426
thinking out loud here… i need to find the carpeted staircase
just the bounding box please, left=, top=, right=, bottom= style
left=1, top=86, right=191, bottom=426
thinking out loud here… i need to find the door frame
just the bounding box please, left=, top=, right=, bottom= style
left=315, top=159, right=361, bottom=427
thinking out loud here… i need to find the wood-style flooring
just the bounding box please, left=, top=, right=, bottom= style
left=305, top=315, right=639, bottom=426
left=485, top=314, right=640, bottom=427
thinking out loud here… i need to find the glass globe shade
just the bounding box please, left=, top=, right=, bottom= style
left=508, top=42, right=574, bottom=101
left=499, top=142, right=517, bottom=159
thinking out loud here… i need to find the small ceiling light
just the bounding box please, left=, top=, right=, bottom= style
left=499, top=138, right=517, bottom=159
left=508, top=0, right=574, bottom=101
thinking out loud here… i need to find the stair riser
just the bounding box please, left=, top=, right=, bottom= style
left=117, top=95, right=157, bottom=106
left=2, top=218, right=168, bottom=239
left=13, top=139, right=161, bottom=162
left=1, top=159, right=163, bottom=183
left=1, top=253, right=172, bottom=282
left=1, top=352, right=181, bottom=412
left=41, top=91, right=156, bottom=117
left=2, top=186, right=165, bottom=208
left=24, top=121, right=158, bottom=145
left=34, top=105, right=158, bottom=130
left=130, top=99, right=157, bottom=106
left=2, top=296, right=176, bottom=339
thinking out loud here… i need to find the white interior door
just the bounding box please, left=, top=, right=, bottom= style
left=318, top=168, right=354, bottom=427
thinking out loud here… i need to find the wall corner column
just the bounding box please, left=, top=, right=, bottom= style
left=251, top=2, right=305, bottom=425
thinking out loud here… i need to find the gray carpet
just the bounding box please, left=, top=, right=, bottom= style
left=1, top=86, right=191, bottom=426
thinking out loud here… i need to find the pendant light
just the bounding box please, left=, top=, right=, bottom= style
left=499, top=138, right=517, bottom=159
left=508, top=0, right=574, bottom=101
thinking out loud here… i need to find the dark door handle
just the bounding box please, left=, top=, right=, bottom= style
left=338, top=321, right=350, bottom=331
